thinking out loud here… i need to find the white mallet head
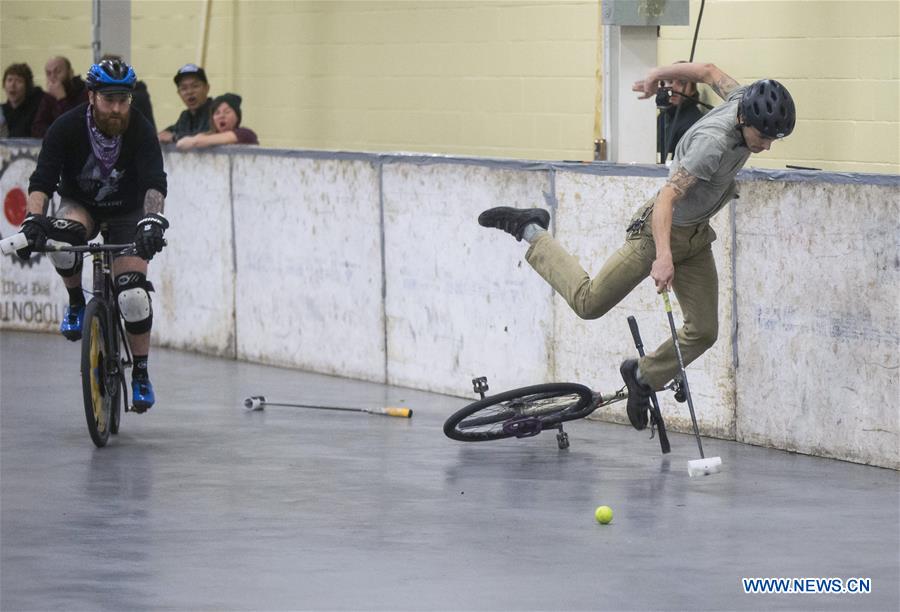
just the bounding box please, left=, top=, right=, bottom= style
left=687, top=456, right=722, bottom=477
left=243, top=396, right=265, bottom=411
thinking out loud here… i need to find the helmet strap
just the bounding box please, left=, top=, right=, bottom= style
left=735, top=114, right=750, bottom=148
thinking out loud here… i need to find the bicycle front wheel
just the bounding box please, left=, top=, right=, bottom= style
left=443, top=383, right=594, bottom=442
left=81, top=299, right=115, bottom=447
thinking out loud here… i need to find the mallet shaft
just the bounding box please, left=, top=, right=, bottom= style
left=244, top=396, right=412, bottom=418
left=662, top=292, right=704, bottom=458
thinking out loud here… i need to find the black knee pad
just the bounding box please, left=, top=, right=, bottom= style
left=47, top=219, right=88, bottom=277
left=115, top=272, right=154, bottom=335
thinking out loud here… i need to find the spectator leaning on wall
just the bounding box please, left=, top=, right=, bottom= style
left=2, top=63, right=44, bottom=138
left=175, top=93, right=258, bottom=150
left=477, top=62, right=796, bottom=434
left=31, top=56, right=88, bottom=138
left=158, top=63, right=212, bottom=144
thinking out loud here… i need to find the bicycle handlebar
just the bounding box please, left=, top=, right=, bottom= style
left=0, top=234, right=135, bottom=256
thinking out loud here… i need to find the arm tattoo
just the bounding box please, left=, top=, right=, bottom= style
left=666, top=167, right=698, bottom=199
left=35, top=194, right=49, bottom=215
left=711, top=74, right=740, bottom=100
left=143, top=189, right=165, bottom=215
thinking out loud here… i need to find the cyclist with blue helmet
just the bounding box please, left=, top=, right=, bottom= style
left=478, top=62, right=795, bottom=433
left=16, top=57, right=169, bottom=414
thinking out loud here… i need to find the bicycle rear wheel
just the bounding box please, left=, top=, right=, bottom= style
left=81, top=299, right=117, bottom=447
left=109, top=372, right=124, bottom=435
left=443, top=383, right=594, bottom=442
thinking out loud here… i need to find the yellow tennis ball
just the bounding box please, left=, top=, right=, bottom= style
left=594, top=505, right=613, bottom=524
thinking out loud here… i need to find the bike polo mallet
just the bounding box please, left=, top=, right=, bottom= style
left=627, top=316, right=671, bottom=454
left=661, top=291, right=722, bottom=477
left=244, top=396, right=412, bottom=418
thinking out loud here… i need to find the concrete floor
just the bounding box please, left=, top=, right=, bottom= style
left=1, top=330, right=898, bottom=611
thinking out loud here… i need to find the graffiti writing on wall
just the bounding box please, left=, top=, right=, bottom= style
left=0, top=150, right=63, bottom=329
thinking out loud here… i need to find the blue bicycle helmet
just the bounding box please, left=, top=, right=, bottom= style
left=86, top=58, right=137, bottom=94
left=740, top=79, right=796, bottom=139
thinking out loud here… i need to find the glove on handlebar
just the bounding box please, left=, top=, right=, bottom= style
left=16, top=213, right=53, bottom=259
left=134, top=213, right=169, bottom=260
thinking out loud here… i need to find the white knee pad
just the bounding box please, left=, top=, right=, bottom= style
left=50, top=246, right=79, bottom=272
left=47, top=219, right=87, bottom=277
left=115, top=272, right=153, bottom=334
left=118, top=286, right=151, bottom=321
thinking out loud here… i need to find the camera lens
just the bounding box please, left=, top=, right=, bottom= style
left=656, top=87, right=672, bottom=108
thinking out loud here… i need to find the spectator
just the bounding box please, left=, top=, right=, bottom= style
left=158, top=64, right=212, bottom=143
left=175, top=93, right=258, bottom=150
left=2, top=63, right=44, bottom=138
left=100, top=54, right=156, bottom=130
left=31, top=56, right=88, bottom=138
left=656, top=69, right=706, bottom=163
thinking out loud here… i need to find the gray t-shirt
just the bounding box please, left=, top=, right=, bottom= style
left=669, top=86, right=751, bottom=226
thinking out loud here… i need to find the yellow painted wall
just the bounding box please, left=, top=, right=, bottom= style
left=2, top=0, right=599, bottom=160
left=659, top=0, right=900, bottom=174
left=135, top=0, right=600, bottom=160
left=2, top=0, right=898, bottom=173
left=0, top=0, right=93, bottom=88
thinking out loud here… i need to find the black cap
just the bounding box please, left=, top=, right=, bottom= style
left=173, top=63, right=208, bottom=85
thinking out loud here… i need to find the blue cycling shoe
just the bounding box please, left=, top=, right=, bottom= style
left=131, top=377, right=155, bottom=413
left=60, top=304, right=85, bottom=341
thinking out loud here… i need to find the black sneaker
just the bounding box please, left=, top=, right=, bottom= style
left=620, top=359, right=650, bottom=430
left=477, top=207, right=550, bottom=241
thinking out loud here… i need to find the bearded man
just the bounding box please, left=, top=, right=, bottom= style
left=16, top=58, right=169, bottom=413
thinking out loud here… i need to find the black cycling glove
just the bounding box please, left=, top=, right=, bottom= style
left=134, top=213, right=169, bottom=260
left=16, top=213, right=52, bottom=259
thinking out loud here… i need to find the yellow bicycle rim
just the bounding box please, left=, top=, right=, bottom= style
left=88, top=317, right=107, bottom=433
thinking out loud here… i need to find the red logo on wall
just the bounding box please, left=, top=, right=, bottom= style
left=1, top=153, right=41, bottom=267
left=4, top=187, right=27, bottom=227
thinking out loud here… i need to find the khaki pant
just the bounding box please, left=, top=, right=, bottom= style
left=524, top=202, right=719, bottom=390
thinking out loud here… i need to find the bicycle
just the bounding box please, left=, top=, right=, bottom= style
left=1, top=232, right=135, bottom=447
left=443, top=315, right=682, bottom=454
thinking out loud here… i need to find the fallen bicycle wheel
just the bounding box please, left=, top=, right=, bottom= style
left=443, top=383, right=594, bottom=442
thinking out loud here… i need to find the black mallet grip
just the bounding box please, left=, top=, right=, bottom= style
left=628, top=315, right=645, bottom=355
left=626, top=315, right=671, bottom=454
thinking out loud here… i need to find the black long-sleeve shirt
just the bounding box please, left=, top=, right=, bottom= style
left=164, top=98, right=213, bottom=141
left=29, top=102, right=167, bottom=217
left=131, top=81, right=156, bottom=131
left=657, top=102, right=705, bottom=163
left=2, top=87, right=45, bottom=138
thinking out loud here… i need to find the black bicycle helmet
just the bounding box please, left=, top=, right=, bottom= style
left=86, top=58, right=137, bottom=94
left=740, top=79, right=796, bottom=139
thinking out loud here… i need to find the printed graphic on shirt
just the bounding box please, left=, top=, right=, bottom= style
left=77, top=155, right=125, bottom=207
